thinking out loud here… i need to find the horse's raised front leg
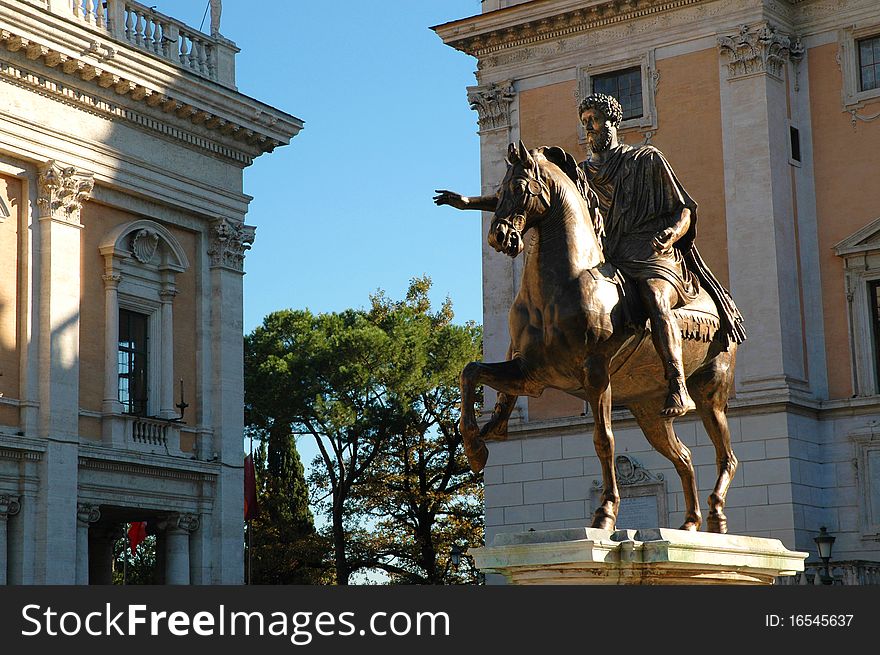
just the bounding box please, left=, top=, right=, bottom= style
left=480, top=392, right=518, bottom=441
left=629, top=401, right=701, bottom=531
left=584, top=354, right=619, bottom=530
left=460, top=358, right=542, bottom=473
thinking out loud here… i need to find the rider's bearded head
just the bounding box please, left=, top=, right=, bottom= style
left=578, top=93, right=622, bottom=153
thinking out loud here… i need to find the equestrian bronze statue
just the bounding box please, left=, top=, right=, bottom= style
left=434, top=94, right=745, bottom=534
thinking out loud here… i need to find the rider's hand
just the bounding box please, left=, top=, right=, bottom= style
left=433, top=190, right=469, bottom=210
left=652, top=227, right=676, bottom=254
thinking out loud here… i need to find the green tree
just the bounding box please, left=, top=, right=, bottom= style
left=245, top=277, right=483, bottom=584
left=354, top=280, right=483, bottom=584
left=246, top=433, right=329, bottom=584
left=112, top=529, right=157, bottom=585
left=245, top=305, right=393, bottom=584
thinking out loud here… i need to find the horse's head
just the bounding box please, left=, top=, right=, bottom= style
left=489, top=141, right=551, bottom=258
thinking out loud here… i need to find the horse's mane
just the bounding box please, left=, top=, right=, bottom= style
left=536, top=146, right=605, bottom=242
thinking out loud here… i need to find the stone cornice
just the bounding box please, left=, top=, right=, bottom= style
left=432, top=0, right=830, bottom=58
left=433, top=0, right=712, bottom=57
left=79, top=455, right=217, bottom=482
left=0, top=2, right=302, bottom=165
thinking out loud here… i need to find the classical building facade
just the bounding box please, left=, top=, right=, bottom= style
left=435, top=0, right=880, bottom=583
left=0, top=1, right=300, bottom=584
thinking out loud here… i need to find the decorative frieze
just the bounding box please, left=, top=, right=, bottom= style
left=440, top=0, right=709, bottom=57
left=717, top=23, right=803, bottom=81
left=467, top=81, right=516, bottom=132
left=36, top=160, right=94, bottom=225
left=208, top=217, right=255, bottom=272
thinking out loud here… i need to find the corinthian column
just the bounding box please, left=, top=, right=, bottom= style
left=34, top=160, right=94, bottom=583
left=717, top=24, right=809, bottom=400
left=75, top=504, right=100, bottom=585
left=207, top=217, right=254, bottom=583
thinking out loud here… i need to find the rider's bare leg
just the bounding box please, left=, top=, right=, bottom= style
left=639, top=278, right=695, bottom=417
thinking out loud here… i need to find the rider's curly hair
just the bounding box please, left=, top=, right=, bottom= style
left=577, top=93, right=623, bottom=127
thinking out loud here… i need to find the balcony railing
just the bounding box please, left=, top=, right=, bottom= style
left=775, top=560, right=880, bottom=585
left=62, top=0, right=236, bottom=86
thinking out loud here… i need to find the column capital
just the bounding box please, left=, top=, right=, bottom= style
left=208, top=217, right=255, bottom=272
left=467, top=80, right=516, bottom=133
left=0, top=494, right=21, bottom=518
left=76, top=503, right=101, bottom=525
left=159, top=287, right=179, bottom=302
left=718, top=23, right=803, bottom=81
left=37, top=160, right=94, bottom=226
left=169, top=513, right=200, bottom=534
left=102, top=272, right=122, bottom=289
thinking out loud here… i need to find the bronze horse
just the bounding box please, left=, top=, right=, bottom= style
left=457, top=142, right=737, bottom=534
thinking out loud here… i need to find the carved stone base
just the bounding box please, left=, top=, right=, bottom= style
left=471, top=527, right=808, bottom=585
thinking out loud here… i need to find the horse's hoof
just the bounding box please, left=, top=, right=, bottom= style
left=678, top=521, right=700, bottom=532
left=466, top=440, right=489, bottom=473
left=661, top=382, right=696, bottom=417
left=707, top=514, right=728, bottom=534
left=480, top=420, right=509, bottom=442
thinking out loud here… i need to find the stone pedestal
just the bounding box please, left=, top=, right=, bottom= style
left=470, top=527, right=808, bottom=585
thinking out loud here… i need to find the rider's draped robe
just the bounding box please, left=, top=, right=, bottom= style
left=578, top=143, right=747, bottom=347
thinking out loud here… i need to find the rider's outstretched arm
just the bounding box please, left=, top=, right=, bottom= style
left=433, top=190, right=498, bottom=212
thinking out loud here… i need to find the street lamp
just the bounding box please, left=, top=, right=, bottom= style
left=813, top=526, right=836, bottom=585
left=450, top=543, right=463, bottom=568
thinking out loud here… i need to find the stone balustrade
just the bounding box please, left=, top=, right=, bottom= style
left=110, top=415, right=182, bottom=456
left=61, top=0, right=236, bottom=86
left=775, top=560, right=880, bottom=585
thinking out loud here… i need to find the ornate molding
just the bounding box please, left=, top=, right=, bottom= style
left=208, top=217, right=255, bottom=272
left=36, top=160, right=94, bottom=225
left=78, top=456, right=216, bottom=482
left=467, top=81, right=516, bottom=132
left=615, top=454, right=664, bottom=486
left=76, top=503, right=101, bottom=524
left=437, top=0, right=708, bottom=57
left=717, top=23, right=803, bottom=81
left=848, top=109, right=880, bottom=128
left=0, top=494, right=21, bottom=518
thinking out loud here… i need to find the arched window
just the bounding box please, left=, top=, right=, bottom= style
left=98, top=220, right=189, bottom=453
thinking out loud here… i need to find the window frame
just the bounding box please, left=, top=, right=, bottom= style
left=577, top=50, right=658, bottom=138
left=835, top=218, right=880, bottom=397
left=118, top=296, right=161, bottom=417
left=840, top=25, right=880, bottom=108
left=118, top=307, right=150, bottom=416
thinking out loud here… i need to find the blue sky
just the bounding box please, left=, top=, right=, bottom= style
left=167, top=1, right=484, bottom=331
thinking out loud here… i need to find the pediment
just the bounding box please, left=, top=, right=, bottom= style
left=834, top=216, right=880, bottom=257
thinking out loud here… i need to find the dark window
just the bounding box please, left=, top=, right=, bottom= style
left=592, top=67, right=643, bottom=121
left=790, top=125, right=801, bottom=163
left=119, top=309, right=149, bottom=416
left=869, top=281, right=880, bottom=390
left=858, top=35, right=880, bottom=92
